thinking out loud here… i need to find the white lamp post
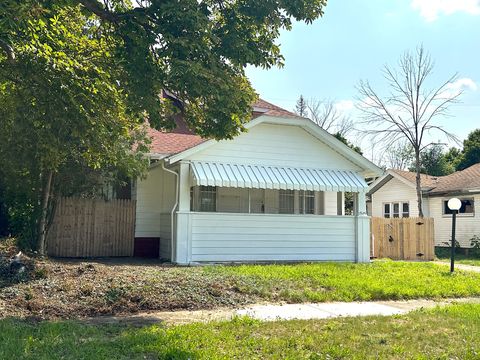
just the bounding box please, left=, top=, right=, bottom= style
left=447, top=198, right=462, bottom=273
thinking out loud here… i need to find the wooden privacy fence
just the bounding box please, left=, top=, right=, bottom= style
left=370, top=217, right=434, bottom=261
left=47, top=197, right=136, bottom=257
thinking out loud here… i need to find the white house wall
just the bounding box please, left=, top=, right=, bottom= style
left=371, top=177, right=427, bottom=217
left=134, top=164, right=176, bottom=238
left=184, top=123, right=362, bottom=171
left=189, top=213, right=356, bottom=262
left=429, top=194, right=480, bottom=248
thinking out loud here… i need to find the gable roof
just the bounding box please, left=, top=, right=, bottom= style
left=390, top=169, right=440, bottom=189
left=148, top=98, right=303, bottom=156
left=369, top=163, right=480, bottom=196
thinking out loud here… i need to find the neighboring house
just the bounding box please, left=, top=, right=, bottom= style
left=368, top=164, right=480, bottom=248
left=133, top=99, right=382, bottom=264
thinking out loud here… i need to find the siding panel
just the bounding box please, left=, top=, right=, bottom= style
left=186, top=123, right=362, bottom=171
left=190, top=213, right=356, bottom=262
left=429, top=195, right=480, bottom=248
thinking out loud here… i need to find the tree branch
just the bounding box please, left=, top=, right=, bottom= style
left=0, top=38, right=15, bottom=63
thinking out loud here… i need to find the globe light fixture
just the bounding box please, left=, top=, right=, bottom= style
left=447, top=198, right=462, bottom=273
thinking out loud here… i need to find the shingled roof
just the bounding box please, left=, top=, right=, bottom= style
left=428, top=163, right=480, bottom=194
left=148, top=98, right=303, bottom=156
left=390, top=169, right=441, bottom=189
left=386, top=164, right=480, bottom=195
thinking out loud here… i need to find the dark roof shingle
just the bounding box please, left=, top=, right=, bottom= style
left=389, top=163, right=480, bottom=194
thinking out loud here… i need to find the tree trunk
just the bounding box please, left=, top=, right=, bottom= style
left=38, top=170, right=53, bottom=256
left=415, top=150, right=424, bottom=218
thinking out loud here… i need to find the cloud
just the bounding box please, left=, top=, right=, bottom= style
left=411, top=0, right=480, bottom=22
left=444, top=77, right=478, bottom=97
left=334, top=100, right=355, bottom=112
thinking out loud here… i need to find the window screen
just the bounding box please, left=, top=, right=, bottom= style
left=299, top=190, right=315, bottom=214
left=279, top=190, right=295, bottom=214
left=198, top=186, right=216, bottom=212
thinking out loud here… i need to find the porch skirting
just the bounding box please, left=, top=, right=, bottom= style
left=174, top=212, right=370, bottom=264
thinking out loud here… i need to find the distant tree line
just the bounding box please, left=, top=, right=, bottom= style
left=384, top=129, right=480, bottom=176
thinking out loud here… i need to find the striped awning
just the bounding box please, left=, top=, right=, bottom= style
left=190, top=161, right=367, bottom=192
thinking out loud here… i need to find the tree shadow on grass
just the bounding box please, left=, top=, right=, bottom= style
left=0, top=316, right=201, bottom=359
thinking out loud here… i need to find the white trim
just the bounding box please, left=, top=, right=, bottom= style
left=166, top=115, right=382, bottom=177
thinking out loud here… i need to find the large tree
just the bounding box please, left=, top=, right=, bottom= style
left=0, top=7, right=149, bottom=252
left=0, top=0, right=327, bottom=252
left=1, top=0, right=327, bottom=138
left=357, top=46, right=460, bottom=217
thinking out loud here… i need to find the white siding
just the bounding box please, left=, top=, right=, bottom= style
left=134, top=164, right=176, bottom=238
left=429, top=195, right=480, bottom=248
left=185, top=123, right=361, bottom=171
left=371, top=177, right=427, bottom=217
left=189, top=213, right=356, bottom=262
left=324, top=191, right=339, bottom=215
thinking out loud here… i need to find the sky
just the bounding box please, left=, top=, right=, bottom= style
left=245, top=0, right=480, bottom=162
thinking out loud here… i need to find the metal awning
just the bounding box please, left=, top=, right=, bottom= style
left=190, top=161, right=367, bottom=192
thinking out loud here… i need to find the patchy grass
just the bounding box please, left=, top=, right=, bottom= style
left=2, top=259, right=480, bottom=319
left=208, top=260, right=480, bottom=302
left=1, top=303, right=480, bottom=359
left=436, top=247, right=480, bottom=266
left=437, top=251, right=480, bottom=266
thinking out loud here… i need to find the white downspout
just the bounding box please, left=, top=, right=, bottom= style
left=162, top=161, right=179, bottom=263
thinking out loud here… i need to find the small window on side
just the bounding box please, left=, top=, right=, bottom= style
left=402, top=203, right=409, bottom=218
left=393, top=203, right=400, bottom=218
left=384, top=203, right=391, bottom=218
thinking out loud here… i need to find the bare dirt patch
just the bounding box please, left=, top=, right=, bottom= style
left=0, top=256, right=261, bottom=320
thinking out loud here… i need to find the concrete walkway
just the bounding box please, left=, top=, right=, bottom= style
left=86, top=297, right=480, bottom=326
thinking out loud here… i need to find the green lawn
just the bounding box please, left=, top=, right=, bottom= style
left=1, top=303, right=480, bottom=359
left=206, top=260, right=480, bottom=302
left=3, top=260, right=480, bottom=319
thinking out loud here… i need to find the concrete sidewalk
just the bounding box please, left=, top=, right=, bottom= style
left=87, top=297, right=480, bottom=326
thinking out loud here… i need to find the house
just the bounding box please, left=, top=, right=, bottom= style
left=368, top=164, right=480, bottom=248
left=133, top=99, right=382, bottom=264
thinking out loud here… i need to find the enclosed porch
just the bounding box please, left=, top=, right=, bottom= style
left=171, top=161, right=370, bottom=264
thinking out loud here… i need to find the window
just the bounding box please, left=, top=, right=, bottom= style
left=198, top=186, right=216, bottom=212
left=402, top=203, right=410, bottom=218
left=383, top=202, right=409, bottom=218
left=299, top=190, right=315, bottom=214
left=393, top=203, right=400, bottom=218
left=384, top=203, right=391, bottom=218
left=443, top=198, right=474, bottom=215
left=279, top=189, right=294, bottom=214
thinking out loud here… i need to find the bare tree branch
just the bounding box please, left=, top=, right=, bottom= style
left=356, top=45, right=460, bottom=217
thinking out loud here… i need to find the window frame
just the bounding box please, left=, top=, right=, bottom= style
left=442, top=198, right=475, bottom=217
left=279, top=189, right=295, bottom=214
left=196, top=186, right=217, bottom=212
left=299, top=190, right=315, bottom=215
left=383, top=201, right=410, bottom=218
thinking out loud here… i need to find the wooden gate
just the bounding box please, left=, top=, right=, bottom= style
left=370, top=217, right=434, bottom=261
left=47, top=197, right=136, bottom=257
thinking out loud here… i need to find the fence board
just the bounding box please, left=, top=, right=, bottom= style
left=47, top=197, right=136, bottom=257
left=371, top=217, right=434, bottom=261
